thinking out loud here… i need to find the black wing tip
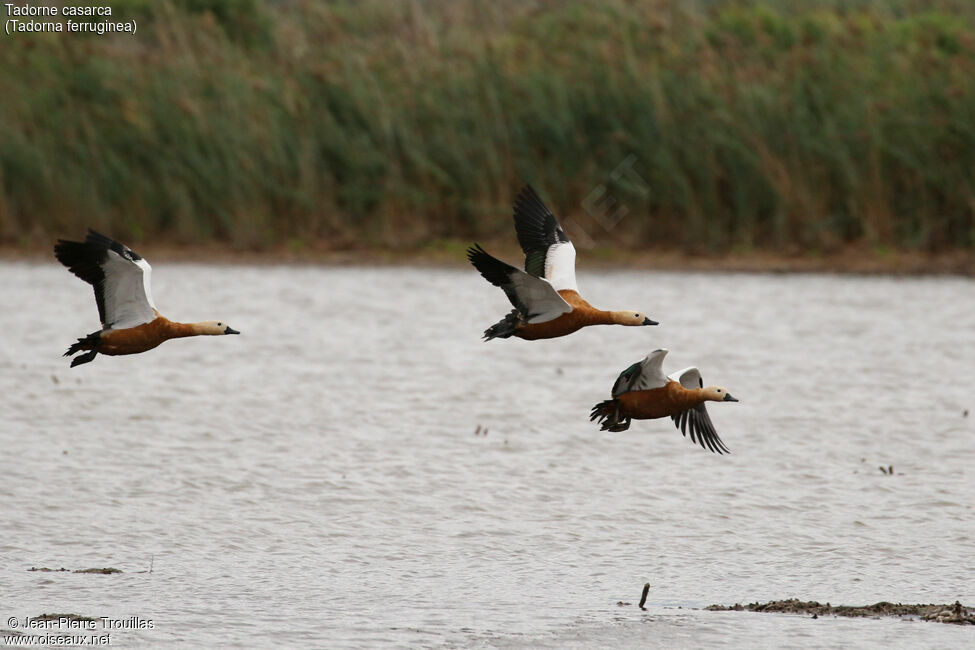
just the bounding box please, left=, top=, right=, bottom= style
left=108, top=234, right=140, bottom=260
left=511, top=183, right=570, bottom=254
left=466, top=242, right=487, bottom=260
left=75, top=228, right=144, bottom=262
left=53, top=239, right=105, bottom=276
left=53, top=239, right=82, bottom=259
left=55, top=229, right=115, bottom=255
left=67, top=228, right=111, bottom=249
left=515, top=183, right=541, bottom=203
left=466, top=242, right=493, bottom=270
left=467, top=242, right=516, bottom=289
left=699, top=430, right=730, bottom=455
left=673, top=409, right=730, bottom=455
left=512, top=184, right=551, bottom=219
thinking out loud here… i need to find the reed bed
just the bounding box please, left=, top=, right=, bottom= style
left=2, top=0, right=974, bottom=253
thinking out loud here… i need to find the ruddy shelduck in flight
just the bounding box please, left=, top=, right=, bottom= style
left=591, top=349, right=737, bottom=454
left=467, top=185, right=658, bottom=340
left=55, top=229, right=239, bottom=367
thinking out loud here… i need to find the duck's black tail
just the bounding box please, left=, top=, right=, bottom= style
left=590, top=398, right=631, bottom=432
left=65, top=332, right=100, bottom=367
left=482, top=309, right=523, bottom=341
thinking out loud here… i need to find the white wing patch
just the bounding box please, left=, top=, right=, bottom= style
left=102, top=250, right=157, bottom=329
left=669, top=367, right=704, bottom=390
left=511, top=272, right=572, bottom=324
left=135, top=258, right=157, bottom=311
left=544, top=241, right=578, bottom=292
left=612, top=348, right=669, bottom=396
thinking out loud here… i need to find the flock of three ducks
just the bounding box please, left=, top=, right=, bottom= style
left=55, top=186, right=737, bottom=453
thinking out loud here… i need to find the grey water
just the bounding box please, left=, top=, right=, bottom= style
left=1, top=262, right=973, bottom=649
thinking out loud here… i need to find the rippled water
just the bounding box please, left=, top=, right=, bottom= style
left=1, top=262, right=973, bottom=648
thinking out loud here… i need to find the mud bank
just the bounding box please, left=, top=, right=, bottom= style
left=706, top=599, right=974, bottom=625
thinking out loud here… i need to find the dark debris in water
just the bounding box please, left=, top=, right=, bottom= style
left=29, top=567, right=122, bottom=574
left=705, top=599, right=974, bottom=624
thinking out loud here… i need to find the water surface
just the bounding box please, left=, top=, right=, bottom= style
left=1, top=263, right=973, bottom=648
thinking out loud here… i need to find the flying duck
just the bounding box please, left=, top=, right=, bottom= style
left=467, top=185, right=658, bottom=340
left=590, top=349, right=737, bottom=454
left=54, top=229, right=239, bottom=367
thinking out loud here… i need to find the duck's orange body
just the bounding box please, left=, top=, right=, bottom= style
left=86, top=315, right=200, bottom=356
left=516, top=290, right=620, bottom=340
left=614, top=382, right=706, bottom=420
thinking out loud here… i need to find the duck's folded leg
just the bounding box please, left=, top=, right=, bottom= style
left=607, top=418, right=631, bottom=433
left=70, top=350, right=98, bottom=367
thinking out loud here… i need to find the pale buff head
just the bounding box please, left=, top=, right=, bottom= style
left=193, top=320, right=240, bottom=336
left=612, top=311, right=659, bottom=326
left=702, top=386, right=738, bottom=403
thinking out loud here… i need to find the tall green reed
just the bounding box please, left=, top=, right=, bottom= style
left=1, top=0, right=973, bottom=251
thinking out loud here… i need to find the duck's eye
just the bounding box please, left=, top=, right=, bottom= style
left=716, top=389, right=722, bottom=393
left=218, top=323, right=222, bottom=327
left=634, top=314, right=639, bottom=318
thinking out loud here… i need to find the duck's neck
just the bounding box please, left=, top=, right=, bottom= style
left=590, top=310, right=630, bottom=326
left=670, top=383, right=708, bottom=409
left=559, top=292, right=615, bottom=325
left=589, top=310, right=617, bottom=325
left=159, top=317, right=206, bottom=339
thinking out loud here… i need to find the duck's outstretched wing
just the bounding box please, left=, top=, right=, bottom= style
left=670, top=403, right=730, bottom=454
left=668, top=366, right=730, bottom=454
left=467, top=243, right=571, bottom=324
left=512, top=185, right=578, bottom=292
left=55, top=229, right=157, bottom=329
left=612, top=348, right=669, bottom=397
